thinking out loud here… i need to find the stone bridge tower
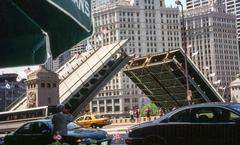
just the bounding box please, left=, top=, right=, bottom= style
left=26, top=65, right=60, bottom=108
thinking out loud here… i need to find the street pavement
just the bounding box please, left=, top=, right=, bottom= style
left=101, top=123, right=139, bottom=145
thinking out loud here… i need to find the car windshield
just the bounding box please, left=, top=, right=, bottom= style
left=67, top=122, right=82, bottom=130
left=229, top=104, right=240, bottom=113
left=94, top=115, right=103, bottom=119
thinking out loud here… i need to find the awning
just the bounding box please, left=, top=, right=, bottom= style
left=0, top=0, right=93, bottom=67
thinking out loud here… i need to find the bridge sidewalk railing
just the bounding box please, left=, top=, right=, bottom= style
left=111, top=116, right=160, bottom=125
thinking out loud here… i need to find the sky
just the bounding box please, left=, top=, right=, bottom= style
left=165, top=0, right=186, bottom=8
left=0, top=65, right=39, bottom=79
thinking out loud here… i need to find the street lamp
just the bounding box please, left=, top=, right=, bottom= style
left=175, top=0, right=192, bottom=105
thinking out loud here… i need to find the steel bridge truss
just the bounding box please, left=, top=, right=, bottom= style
left=124, top=48, right=224, bottom=109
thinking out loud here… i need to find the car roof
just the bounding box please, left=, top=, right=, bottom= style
left=182, top=102, right=237, bottom=109
left=166, top=102, right=238, bottom=114
left=156, top=102, right=240, bottom=121
left=31, top=118, right=52, bottom=123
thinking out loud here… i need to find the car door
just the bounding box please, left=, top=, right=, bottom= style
left=80, top=115, right=92, bottom=128
left=13, top=123, right=34, bottom=145
left=208, top=107, right=240, bottom=145
left=188, top=107, right=219, bottom=145
left=167, top=108, right=195, bottom=145
left=188, top=107, right=240, bottom=145
left=29, top=122, right=52, bottom=145
left=84, top=116, right=93, bottom=127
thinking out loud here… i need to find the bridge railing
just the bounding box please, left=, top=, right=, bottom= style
left=5, top=93, right=26, bottom=111
left=111, top=116, right=161, bottom=124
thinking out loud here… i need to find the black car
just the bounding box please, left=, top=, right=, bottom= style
left=4, top=119, right=111, bottom=145
left=126, top=102, right=240, bottom=145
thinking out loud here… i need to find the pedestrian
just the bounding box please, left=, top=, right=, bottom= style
left=129, top=109, right=134, bottom=122
left=64, top=104, right=74, bottom=123
left=135, top=108, right=140, bottom=123
left=146, top=107, right=151, bottom=121
left=52, top=104, right=73, bottom=138
left=159, top=107, right=165, bottom=117
left=172, top=106, right=177, bottom=111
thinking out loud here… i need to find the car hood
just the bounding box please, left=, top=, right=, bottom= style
left=68, top=128, right=108, bottom=140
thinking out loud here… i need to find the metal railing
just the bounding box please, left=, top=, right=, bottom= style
left=5, top=92, right=26, bottom=111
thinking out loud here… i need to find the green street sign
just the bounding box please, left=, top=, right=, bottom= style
left=51, top=0, right=92, bottom=32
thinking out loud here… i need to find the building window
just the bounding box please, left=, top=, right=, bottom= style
left=114, top=99, right=119, bottom=104
left=92, top=107, right=97, bottom=113
left=132, top=98, right=138, bottom=103
left=124, top=98, right=130, bottom=103
left=124, top=106, right=130, bottom=112
left=47, top=83, right=51, bottom=88
left=100, top=107, right=105, bottom=112
left=99, top=100, right=104, bottom=105
left=114, top=106, right=120, bottom=112
left=92, top=101, right=97, bottom=105
left=107, top=106, right=112, bottom=112
left=106, top=100, right=112, bottom=104
left=41, top=83, right=45, bottom=88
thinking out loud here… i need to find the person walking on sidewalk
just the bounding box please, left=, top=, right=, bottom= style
left=146, top=107, right=152, bottom=121
left=135, top=108, right=140, bottom=123
left=129, top=109, right=134, bottom=122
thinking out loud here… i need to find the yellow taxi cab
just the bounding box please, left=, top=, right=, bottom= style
left=75, top=114, right=112, bottom=128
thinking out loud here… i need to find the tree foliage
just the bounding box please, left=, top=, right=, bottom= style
left=140, top=102, right=159, bottom=116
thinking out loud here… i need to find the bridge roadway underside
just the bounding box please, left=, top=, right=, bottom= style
left=124, top=48, right=225, bottom=109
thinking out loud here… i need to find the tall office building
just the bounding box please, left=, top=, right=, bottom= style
left=186, top=0, right=209, bottom=9
left=184, top=1, right=240, bottom=100
left=186, top=0, right=223, bottom=9
left=75, top=0, right=182, bottom=115
left=222, top=0, right=240, bottom=45
left=52, top=51, right=71, bottom=72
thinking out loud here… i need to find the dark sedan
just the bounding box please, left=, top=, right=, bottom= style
left=126, top=102, right=240, bottom=145
left=4, top=119, right=111, bottom=145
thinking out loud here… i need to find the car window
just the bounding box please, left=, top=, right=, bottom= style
left=76, top=116, right=84, bottom=121
left=191, top=107, right=240, bottom=123
left=191, top=108, right=214, bottom=123
left=67, top=122, right=81, bottom=130
left=16, top=123, right=32, bottom=134
left=95, top=115, right=100, bottom=119
left=169, top=109, right=191, bottom=122
left=85, top=116, right=92, bottom=120
left=32, top=122, right=50, bottom=134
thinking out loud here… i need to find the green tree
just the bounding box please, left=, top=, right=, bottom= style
left=140, top=103, right=159, bottom=117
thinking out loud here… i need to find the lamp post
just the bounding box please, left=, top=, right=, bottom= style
left=175, top=0, right=192, bottom=105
